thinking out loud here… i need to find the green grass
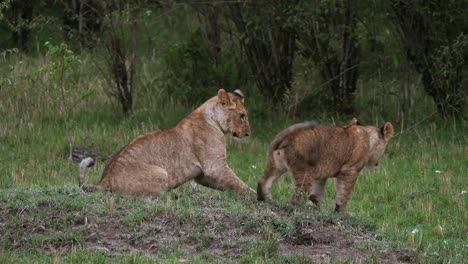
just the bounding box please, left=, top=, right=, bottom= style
left=353, top=123, right=467, bottom=261
left=0, top=54, right=467, bottom=263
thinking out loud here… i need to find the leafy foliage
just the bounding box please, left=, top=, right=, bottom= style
left=295, top=0, right=361, bottom=114
left=1, top=0, right=467, bottom=117
left=162, top=28, right=246, bottom=103
left=222, top=0, right=298, bottom=104
left=391, top=0, right=468, bottom=118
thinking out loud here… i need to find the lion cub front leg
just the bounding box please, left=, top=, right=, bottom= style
left=334, top=171, right=359, bottom=214
left=291, top=170, right=326, bottom=206
left=196, top=165, right=256, bottom=197
left=291, top=172, right=313, bottom=205
left=308, top=179, right=327, bottom=208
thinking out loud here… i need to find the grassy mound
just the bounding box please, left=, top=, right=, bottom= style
left=0, top=185, right=412, bottom=263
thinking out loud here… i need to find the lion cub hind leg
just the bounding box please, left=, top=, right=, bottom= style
left=257, top=153, right=288, bottom=202
left=105, top=162, right=169, bottom=197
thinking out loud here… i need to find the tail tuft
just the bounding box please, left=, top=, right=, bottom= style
left=79, top=157, right=95, bottom=188
left=80, top=183, right=102, bottom=192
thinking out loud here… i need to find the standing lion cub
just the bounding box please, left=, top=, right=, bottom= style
left=80, top=89, right=256, bottom=197
left=257, top=118, right=394, bottom=213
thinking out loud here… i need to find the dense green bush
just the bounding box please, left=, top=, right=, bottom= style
left=162, top=28, right=247, bottom=104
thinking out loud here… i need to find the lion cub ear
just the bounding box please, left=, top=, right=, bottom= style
left=233, top=89, right=245, bottom=104
left=217, top=89, right=231, bottom=105
left=343, top=117, right=358, bottom=129
left=382, top=122, right=394, bottom=142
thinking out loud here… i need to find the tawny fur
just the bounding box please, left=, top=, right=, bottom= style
left=257, top=119, right=394, bottom=214
left=80, top=89, right=255, bottom=197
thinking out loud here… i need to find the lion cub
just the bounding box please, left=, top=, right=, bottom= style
left=80, top=89, right=256, bottom=197
left=257, top=119, right=394, bottom=213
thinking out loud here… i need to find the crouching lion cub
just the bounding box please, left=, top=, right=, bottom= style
left=257, top=118, right=394, bottom=214
left=80, top=89, right=256, bottom=197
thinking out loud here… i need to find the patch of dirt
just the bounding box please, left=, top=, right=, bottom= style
left=281, top=223, right=399, bottom=263
left=0, top=193, right=414, bottom=263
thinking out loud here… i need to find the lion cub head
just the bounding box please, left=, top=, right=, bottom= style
left=353, top=119, right=394, bottom=167
left=215, top=89, right=251, bottom=138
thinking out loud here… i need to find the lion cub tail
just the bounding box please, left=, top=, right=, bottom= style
left=269, top=120, right=319, bottom=152
left=79, top=157, right=102, bottom=192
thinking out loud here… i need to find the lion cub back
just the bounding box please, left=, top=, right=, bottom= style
left=279, top=122, right=393, bottom=174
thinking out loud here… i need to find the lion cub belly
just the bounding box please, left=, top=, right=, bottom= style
left=284, top=145, right=347, bottom=180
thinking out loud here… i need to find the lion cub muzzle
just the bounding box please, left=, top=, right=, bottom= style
left=233, top=130, right=250, bottom=138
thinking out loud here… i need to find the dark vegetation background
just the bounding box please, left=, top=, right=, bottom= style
left=0, top=0, right=466, bottom=120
